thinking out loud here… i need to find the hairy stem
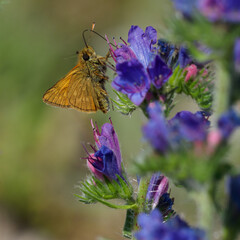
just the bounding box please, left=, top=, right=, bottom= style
left=214, top=61, right=230, bottom=117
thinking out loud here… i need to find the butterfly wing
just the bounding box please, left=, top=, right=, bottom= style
left=67, top=75, right=100, bottom=112
left=42, top=65, right=80, bottom=108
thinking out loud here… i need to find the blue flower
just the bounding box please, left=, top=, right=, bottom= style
left=93, top=145, right=122, bottom=181
left=111, top=26, right=172, bottom=105
left=169, top=111, right=210, bottom=142
left=157, top=192, right=175, bottom=218
left=86, top=120, right=123, bottom=181
left=142, top=102, right=170, bottom=154
left=217, top=108, right=240, bottom=139
left=135, top=209, right=206, bottom=240
left=142, top=102, right=210, bottom=153
left=234, top=38, right=240, bottom=73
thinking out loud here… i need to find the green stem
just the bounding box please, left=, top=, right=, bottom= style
left=191, top=190, right=214, bottom=239
left=214, top=61, right=230, bottom=117
left=134, top=176, right=151, bottom=231
left=122, top=175, right=151, bottom=239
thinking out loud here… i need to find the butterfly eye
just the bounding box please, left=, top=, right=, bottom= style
left=82, top=53, right=90, bottom=61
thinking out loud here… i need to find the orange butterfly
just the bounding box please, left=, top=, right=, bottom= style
left=43, top=45, right=109, bottom=113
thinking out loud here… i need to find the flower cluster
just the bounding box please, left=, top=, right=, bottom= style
left=135, top=209, right=206, bottom=240
left=108, top=26, right=172, bottom=106
left=142, top=102, right=210, bottom=154
left=172, top=0, right=240, bottom=23
left=143, top=101, right=240, bottom=156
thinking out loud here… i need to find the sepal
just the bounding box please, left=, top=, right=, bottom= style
left=75, top=175, right=135, bottom=209
left=167, top=65, right=213, bottom=112
left=111, top=90, right=137, bottom=115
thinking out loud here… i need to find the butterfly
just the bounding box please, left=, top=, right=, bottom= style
left=43, top=46, right=109, bottom=113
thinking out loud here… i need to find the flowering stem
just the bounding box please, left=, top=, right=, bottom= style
left=132, top=175, right=151, bottom=233
left=214, top=61, right=230, bottom=117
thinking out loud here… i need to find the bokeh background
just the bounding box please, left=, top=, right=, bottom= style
left=0, top=0, right=216, bottom=239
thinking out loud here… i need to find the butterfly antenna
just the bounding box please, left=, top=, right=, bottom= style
left=82, top=29, right=116, bottom=48
left=82, top=29, right=89, bottom=48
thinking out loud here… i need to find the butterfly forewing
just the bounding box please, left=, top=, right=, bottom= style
left=43, top=74, right=71, bottom=108
left=42, top=46, right=109, bottom=113
left=68, top=75, right=99, bottom=112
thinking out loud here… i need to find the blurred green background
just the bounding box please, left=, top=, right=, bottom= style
left=0, top=0, right=216, bottom=239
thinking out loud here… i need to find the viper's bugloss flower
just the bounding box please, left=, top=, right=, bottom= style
left=146, top=173, right=169, bottom=210
left=172, top=0, right=240, bottom=22
left=110, top=26, right=172, bottom=105
left=217, top=108, right=240, bottom=139
left=142, top=102, right=170, bottom=154
left=169, top=110, right=210, bottom=142
left=143, top=102, right=210, bottom=154
left=225, top=175, right=240, bottom=229
left=234, top=38, right=240, bottom=73
left=135, top=209, right=206, bottom=240
left=86, top=120, right=123, bottom=181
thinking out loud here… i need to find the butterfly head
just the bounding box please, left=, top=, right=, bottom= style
left=78, top=46, right=96, bottom=62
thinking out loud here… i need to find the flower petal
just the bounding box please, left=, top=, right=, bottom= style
left=128, top=25, right=157, bottom=68
left=147, top=55, right=172, bottom=89
left=114, top=45, right=137, bottom=63
left=98, top=123, right=122, bottom=171
left=146, top=173, right=169, bottom=210
left=112, top=59, right=150, bottom=106
left=94, top=146, right=122, bottom=180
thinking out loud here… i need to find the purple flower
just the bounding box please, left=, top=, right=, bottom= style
left=217, top=108, right=240, bottom=139
left=142, top=102, right=170, bottom=154
left=143, top=102, right=210, bottom=153
left=169, top=111, right=210, bottom=142
left=86, top=120, right=123, bottom=181
left=222, top=0, right=240, bottom=22
left=172, top=0, right=197, bottom=18
left=178, top=47, right=192, bottom=68
left=135, top=209, right=206, bottom=240
left=234, top=38, right=240, bottom=73
left=146, top=173, right=169, bottom=210
left=111, top=26, right=172, bottom=105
